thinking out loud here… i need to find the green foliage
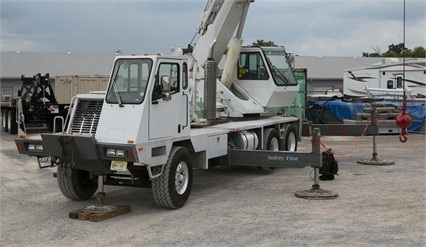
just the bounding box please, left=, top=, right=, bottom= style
left=362, top=51, right=381, bottom=57
left=411, top=46, right=426, bottom=58
left=252, top=39, right=278, bottom=47
left=362, top=43, right=425, bottom=58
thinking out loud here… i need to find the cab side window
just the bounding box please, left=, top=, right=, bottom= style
left=238, top=52, right=269, bottom=80
left=152, top=63, right=180, bottom=100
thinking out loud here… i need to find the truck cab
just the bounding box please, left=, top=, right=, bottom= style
left=97, top=56, right=190, bottom=144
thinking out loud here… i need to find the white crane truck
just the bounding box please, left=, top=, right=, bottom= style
left=15, top=0, right=322, bottom=209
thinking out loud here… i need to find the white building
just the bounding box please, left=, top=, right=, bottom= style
left=1, top=51, right=385, bottom=102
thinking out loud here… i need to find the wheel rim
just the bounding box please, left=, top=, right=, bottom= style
left=287, top=132, right=297, bottom=151
left=175, top=162, right=189, bottom=195
left=269, top=137, right=279, bottom=151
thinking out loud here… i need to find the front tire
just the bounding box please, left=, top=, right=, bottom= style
left=57, top=163, right=98, bottom=201
left=152, top=146, right=193, bottom=209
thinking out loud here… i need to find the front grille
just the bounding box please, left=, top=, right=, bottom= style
left=70, top=99, right=103, bottom=134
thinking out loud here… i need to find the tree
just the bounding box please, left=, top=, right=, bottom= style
left=388, top=43, right=405, bottom=54
left=362, top=46, right=382, bottom=57
left=252, top=39, right=278, bottom=47
left=362, top=43, right=425, bottom=58
left=411, top=46, right=426, bottom=58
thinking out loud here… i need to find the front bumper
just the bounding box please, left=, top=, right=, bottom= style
left=15, top=133, right=138, bottom=172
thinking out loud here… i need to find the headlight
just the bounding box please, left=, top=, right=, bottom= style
left=106, top=149, right=116, bottom=157
left=28, top=144, right=43, bottom=152
left=106, top=148, right=126, bottom=157
left=115, top=150, right=125, bottom=157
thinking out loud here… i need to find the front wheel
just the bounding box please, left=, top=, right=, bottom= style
left=57, top=163, right=98, bottom=201
left=152, top=146, right=193, bottom=209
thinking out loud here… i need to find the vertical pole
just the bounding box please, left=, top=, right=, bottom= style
left=357, top=108, right=394, bottom=165
left=371, top=108, right=378, bottom=161
left=96, top=175, right=105, bottom=206
left=204, top=40, right=217, bottom=121
left=295, top=127, right=338, bottom=199
left=312, top=128, right=321, bottom=189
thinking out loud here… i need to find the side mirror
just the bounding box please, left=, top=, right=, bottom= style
left=161, top=75, right=172, bottom=101
left=286, top=53, right=295, bottom=69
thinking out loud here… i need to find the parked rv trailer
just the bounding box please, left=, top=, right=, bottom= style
left=343, top=58, right=426, bottom=99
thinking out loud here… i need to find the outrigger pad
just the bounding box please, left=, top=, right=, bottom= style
left=69, top=205, right=131, bottom=222
left=295, top=187, right=338, bottom=200
left=357, top=158, right=395, bottom=166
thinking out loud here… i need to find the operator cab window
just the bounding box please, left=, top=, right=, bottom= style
left=238, top=52, right=269, bottom=80
left=263, top=48, right=298, bottom=86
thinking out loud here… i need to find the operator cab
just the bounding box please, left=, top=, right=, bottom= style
left=232, top=46, right=299, bottom=108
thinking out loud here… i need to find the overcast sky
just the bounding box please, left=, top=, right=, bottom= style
left=1, top=0, right=425, bottom=57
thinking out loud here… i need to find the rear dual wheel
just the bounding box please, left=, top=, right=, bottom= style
left=7, top=110, right=18, bottom=134
left=284, top=126, right=298, bottom=152
left=260, top=128, right=281, bottom=172
left=261, top=126, right=298, bottom=172
left=2, top=110, right=8, bottom=132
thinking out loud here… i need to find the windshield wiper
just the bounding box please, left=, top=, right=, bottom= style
left=266, top=57, right=289, bottom=85
left=271, top=65, right=289, bottom=85
left=112, top=79, right=124, bottom=107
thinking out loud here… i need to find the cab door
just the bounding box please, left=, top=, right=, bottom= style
left=148, top=60, right=189, bottom=139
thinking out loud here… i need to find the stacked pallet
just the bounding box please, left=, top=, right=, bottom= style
left=352, top=103, right=401, bottom=134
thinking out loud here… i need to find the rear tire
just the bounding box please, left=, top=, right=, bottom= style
left=263, top=128, right=281, bottom=151
left=260, top=128, right=281, bottom=172
left=284, top=126, right=298, bottom=151
left=7, top=110, right=17, bottom=134
left=152, top=146, right=193, bottom=209
left=57, top=163, right=98, bottom=201
left=2, top=110, right=9, bottom=132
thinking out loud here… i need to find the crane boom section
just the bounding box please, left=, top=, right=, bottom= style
left=192, top=0, right=253, bottom=67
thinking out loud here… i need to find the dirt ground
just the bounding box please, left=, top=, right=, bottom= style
left=0, top=131, right=425, bottom=247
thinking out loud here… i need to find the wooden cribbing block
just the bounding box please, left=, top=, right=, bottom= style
left=69, top=205, right=131, bottom=222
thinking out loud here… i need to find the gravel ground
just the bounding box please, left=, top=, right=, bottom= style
left=0, top=131, right=425, bottom=247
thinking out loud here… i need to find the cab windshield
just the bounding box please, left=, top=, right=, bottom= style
left=106, top=58, right=152, bottom=105
left=263, top=47, right=298, bottom=86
